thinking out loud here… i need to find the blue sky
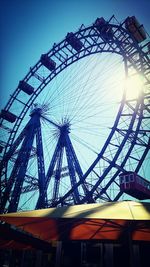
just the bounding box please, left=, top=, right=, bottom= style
left=0, top=0, right=150, bottom=108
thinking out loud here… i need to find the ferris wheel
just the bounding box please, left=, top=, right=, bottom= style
left=0, top=15, right=150, bottom=213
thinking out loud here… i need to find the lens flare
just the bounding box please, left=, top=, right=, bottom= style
left=125, top=75, right=143, bottom=99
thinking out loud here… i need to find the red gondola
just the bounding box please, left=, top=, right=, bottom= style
left=119, top=172, right=150, bottom=200
left=125, top=16, right=147, bottom=43
left=0, top=110, right=17, bottom=123
left=66, top=32, right=83, bottom=52
left=40, top=54, right=56, bottom=71
left=94, top=17, right=113, bottom=40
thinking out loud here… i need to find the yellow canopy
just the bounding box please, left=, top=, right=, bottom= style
left=0, top=201, right=150, bottom=220
left=0, top=201, right=150, bottom=242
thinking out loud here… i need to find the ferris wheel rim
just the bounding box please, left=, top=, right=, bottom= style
left=1, top=20, right=148, bottom=153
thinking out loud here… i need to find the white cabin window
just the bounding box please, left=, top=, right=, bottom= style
left=125, top=175, right=129, bottom=183
left=129, top=174, right=134, bottom=182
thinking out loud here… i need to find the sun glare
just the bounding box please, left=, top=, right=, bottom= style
left=125, top=75, right=143, bottom=99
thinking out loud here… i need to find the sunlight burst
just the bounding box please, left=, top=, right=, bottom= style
left=125, top=75, right=143, bottom=99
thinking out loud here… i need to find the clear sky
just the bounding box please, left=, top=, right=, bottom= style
left=0, top=0, right=150, bottom=108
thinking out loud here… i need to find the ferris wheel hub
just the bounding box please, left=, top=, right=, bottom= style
left=60, top=123, right=70, bottom=133
left=30, top=103, right=43, bottom=116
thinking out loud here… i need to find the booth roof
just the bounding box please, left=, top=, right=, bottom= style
left=0, top=201, right=150, bottom=243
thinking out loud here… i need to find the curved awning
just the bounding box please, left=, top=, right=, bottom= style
left=0, top=201, right=150, bottom=243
